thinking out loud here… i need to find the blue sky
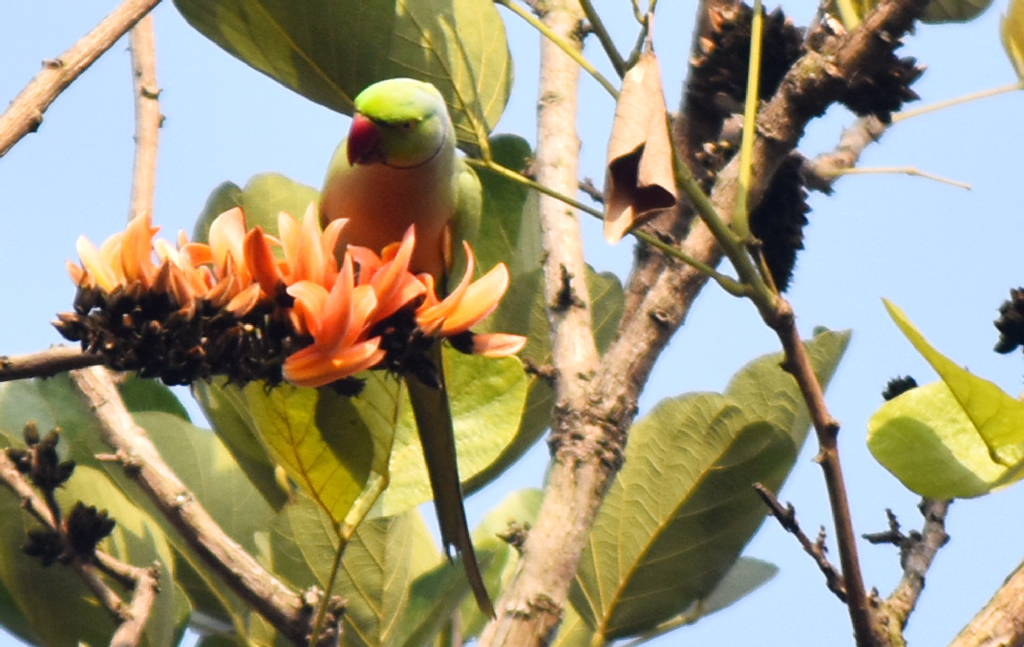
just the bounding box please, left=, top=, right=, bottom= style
left=3, top=1, right=1024, bottom=645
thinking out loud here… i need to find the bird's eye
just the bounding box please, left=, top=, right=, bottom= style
left=397, top=120, right=416, bottom=132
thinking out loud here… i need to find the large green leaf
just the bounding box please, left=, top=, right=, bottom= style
left=466, top=268, right=624, bottom=492
left=571, top=394, right=795, bottom=639
left=192, top=172, right=319, bottom=243
left=725, top=328, right=852, bottom=447
left=472, top=134, right=541, bottom=278
left=173, top=0, right=512, bottom=147
left=884, top=300, right=1024, bottom=465
left=868, top=381, right=1016, bottom=498
left=267, top=495, right=437, bottom=647
left=569, top=329, right=849, bottom=640
left=379, top=350, right=528, bottom=515
left=234, top=375, right=401, bottom=527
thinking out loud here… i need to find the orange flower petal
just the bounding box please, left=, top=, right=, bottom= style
left=415, top=240, right=477, bottom=332
left=283, top=338, right=385, bottom=387
left=371, top=226, right=418, bottom=319
left=287, top=280, right=330, bottom=337
left=244, top=227, right=284, bottom=297
left=76, top=235, right=119, bottom=292
left=436, top=262, right=509, bottom=334
left=120, top=214, right=158, bottom=287
left=208, top=208, right=249, bottom=282
left=226, top=283, right=263, bottom=315
left=292, top=203, right=327, bottom=284
left=470, top=333, right=527, bottom=358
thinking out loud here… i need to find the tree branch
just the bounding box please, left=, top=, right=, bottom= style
left=127, top=13, right=161, bottom=223
left=754, top=483, right=847, bottom=602
left=0, top=0, right=162, bottom=157
left=68, top=366, right=338, bottom=646
left=479, top=1, right=608, bottom=645
left=0, top=346, right=104, bottom=383
left=948, top=561, right=1024, bottom=647
left=865, top=499, right=950, bottom=643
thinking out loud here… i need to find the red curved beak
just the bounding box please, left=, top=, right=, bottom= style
left=347, top=113, right=383, bottom=165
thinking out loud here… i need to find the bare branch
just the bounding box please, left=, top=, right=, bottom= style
left=128, top=14, right=161, bottom=223
left=0, top=0, right=161, bottom=157
left=0, top=346, right=103, bottom=383
left=948, top=561, right=1024, bottom=647
left=68, top=366, right=335, bottom=646
left=861, top=500, right=951, bottom=641
left=754, top=483, right=847, bottom=602
left=109, top=563, right=160, bottom=647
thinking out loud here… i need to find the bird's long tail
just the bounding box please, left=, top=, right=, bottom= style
left=406, top=342, right=494, bottom=617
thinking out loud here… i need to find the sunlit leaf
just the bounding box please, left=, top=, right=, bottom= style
left=692, top=557, right=778, bottom=619
left=173, top=0, right=512, bottom=147
left=868, top=381, right=1018, bottom=498
left=884, top=299, right=1024, bottom=465
left=571, top=393, right=795, bottom=639
left=236, top=377, right=400, bottom=526
left=1003, top=0, right=1024, bottom=78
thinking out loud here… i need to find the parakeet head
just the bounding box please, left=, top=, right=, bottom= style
left=347, top=79, right=453, bottom=169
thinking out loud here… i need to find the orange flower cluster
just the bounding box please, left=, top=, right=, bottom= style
left=66, top=206, right=525, bottom=387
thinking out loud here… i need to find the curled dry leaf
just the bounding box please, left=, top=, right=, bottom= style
left=603, top=51, right=678, bottom=244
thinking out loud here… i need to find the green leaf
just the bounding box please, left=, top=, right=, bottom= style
left=693, top=557, right=778, bottom=619
left=569, top=330, right=847, bottom=641
left=571, top=393, right=795, bottom=640
left=921, top=0, right=993, bottom=23
left=884, top=299, right=1024, bottom=465
left=236, top=376, right=401, bottom=526
left=0, top=375, right=277, bottom=636
left=192, top=380, right=289, bottom=510
left=119, top=374, right=191, bottom=421
left=550, top=604, right=597, bottom=647
left=380, top=350, right=528, bottom=515
left=868, top=381, right=1016, bottom=498
left=725, top=328, right=852, bottom=447
left=269, top=496, right=436, bottom=647
left=472, top=134, right=541, bottom=278
left=172, top=0, right=512, bottom=147
left=466, top=268, right=624, bottom=491
left=192, top=172, right=319, bottom=243
left=1004, top=0, right=1024, bottom=78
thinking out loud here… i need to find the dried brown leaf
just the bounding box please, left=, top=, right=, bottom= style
left=603, top=51, right=678, bottom=244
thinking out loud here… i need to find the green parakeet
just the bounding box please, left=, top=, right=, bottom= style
left=319, top=78, right=491, bottom=615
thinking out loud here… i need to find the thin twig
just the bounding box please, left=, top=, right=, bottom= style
left=754, top=483, right=847, bottom=602
left=818, top=166, right=971, bottom=191
left=579, top=0, right=627, bottom=77
left=0, top=0, right=162, bottom=157
left=578, top=177, right=603, bottom=204
left=494, top=0, right=620, bottom=98
left=68, top=366, right=336, bottom=646
left=0, top=346, right=104, bottom=383
left=893, top=81, right=1024, bottom=123
left=127, top=14, right=161, bottom=223
left=805, top=116, right=887, bottom=193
